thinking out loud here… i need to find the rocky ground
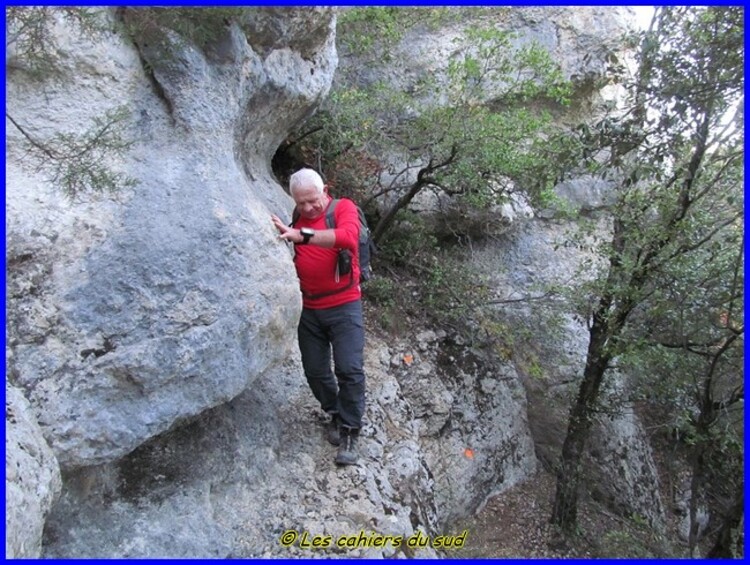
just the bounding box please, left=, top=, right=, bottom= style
left=453, top=469, right=659, bottom=558
left=452, top=455, right=715, bottom=559
left=360, top=287, right=732, bottom=560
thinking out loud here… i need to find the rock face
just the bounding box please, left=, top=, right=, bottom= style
left=41, top=341, right=441, bottom=559
left=585, top=401, right=667, bottom=532
left=510, top=6, right=637, bottom=83
left=5, top=383, right=63, bottom=558
left=5, top=5, right=663, bottom=559
left=6, top=7, right=336, bottom=470
left=38, top=326, right=536, bottom=558
left=337, top=6, right=636, bottom=110
left=385, top=331, right=537, bottom=526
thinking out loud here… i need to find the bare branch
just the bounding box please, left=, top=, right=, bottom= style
left=6, top=112, right=60, bottom=160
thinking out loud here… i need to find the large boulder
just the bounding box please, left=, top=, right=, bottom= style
left=5, top=7, right=336, bottom=470
left=382, top=330, right=538, bottom=527
left=5, top=383, right=63, bottom=558
left=41, top=338, right=441, bottom=558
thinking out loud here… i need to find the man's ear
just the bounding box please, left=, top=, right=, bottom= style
left=323, top=184, right=330, bottom=195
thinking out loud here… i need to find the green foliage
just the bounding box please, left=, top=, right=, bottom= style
left=476, top=318, right=515, bottom=360
left=377, top=211, right=438, bottom=267
left=363, top=209, right=495, bottom=333
left=337, top=7, right=506, bottom=59
left=8, top=106, right=138, bottom=200
left=6, top=7, right=139, bottom=198
left=6, top=6, right=107, bottom=79
left=551, top=6, right=744, bottom=534
left=363, top=276, right=396, bottom=308
left=599, top=529, right=657, bottom=558
left=527, top=356, right=544, bottom=380
left=563, top=5, right=744, bottom=372
left=363, top=276, right=404, bottom=332
left=420, top=253, right=493, bottom=330
left=448, top=26, right=571, bottom=106
left=337, top=7, right=406, bottom=57
left=290, top=8, right=574, bottom=245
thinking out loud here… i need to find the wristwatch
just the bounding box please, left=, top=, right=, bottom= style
left=299, top=227, right=315, bottom=244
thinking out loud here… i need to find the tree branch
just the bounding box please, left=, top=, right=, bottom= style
left=6, top=112, right=60, bottom=160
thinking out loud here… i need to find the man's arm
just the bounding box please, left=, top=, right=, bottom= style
left=330, top=200, right=360, bottom=251
left=271, top=214, right=338, bottom=247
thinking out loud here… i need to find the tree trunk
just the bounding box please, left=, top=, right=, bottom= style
left=371, top=147, right=457, bottom=244
left=706, top=491, right=744, bottom=558
left=687, top=394, right=714, bottom=556
left=371, top=178, right=426, bottom=244
left=550, top=304, right=612, bottom=531
left=687, top=328, right=743, bottom=555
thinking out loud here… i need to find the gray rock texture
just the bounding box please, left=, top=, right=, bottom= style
left=385, top=331, right=537, bottom=526
left=675, top=486, right=710, bottom=542
left=540, top=176, right=619, bottom=218
left=585, top=404, right=667, bottom=533
left=5, top=5, right=665, bottom=559
left=38, top=327, right=536, bottom=558
left=5, top=383, right=63, bottom=558
left=6, top=7, right=336, bottom=470
left=470, top=217, right=605, bottom=463
left=337, top=7, right=636, bottom=111
left=41, top=341, right=441, bottom=558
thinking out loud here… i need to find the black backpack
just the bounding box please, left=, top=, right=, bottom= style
left=292, top=198, right=376, bottom=283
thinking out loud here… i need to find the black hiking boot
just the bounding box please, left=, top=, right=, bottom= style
left=326, top=414, right=341, bottom=446
left=335, top=427, right=359, bottom=466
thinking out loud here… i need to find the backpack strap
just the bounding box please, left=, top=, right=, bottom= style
left=325, top=199, right=339, bottom=230
left=301, top=199, right=358, bottom=300
left=302, top=273, right=355, bottom=300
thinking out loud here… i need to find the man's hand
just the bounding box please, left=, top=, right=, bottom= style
left=271, top=214, right=302, bottom=244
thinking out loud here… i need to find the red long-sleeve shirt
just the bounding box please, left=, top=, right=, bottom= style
left=293, top=197, right=361, bottom=309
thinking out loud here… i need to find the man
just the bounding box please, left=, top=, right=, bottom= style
left=271, top=168, right=366, bottom=466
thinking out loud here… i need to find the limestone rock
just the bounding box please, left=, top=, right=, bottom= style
left=512, top=7, right=637, bottom=83
left=539, top=176, right=618, bottom=218
left=389, top=334, right=538, bottom=526
left=40, top=327, right=536, bottom=558
left=337, top=7, right=636, bottom=105
left=41, top=343, right=440, bottom=558
left=5, top=382, right=63, bottom=558
left=586, top=406, right=667, bottom=532
left=675, top=488, right=710, bottom=542
left=5, top=8, right=337, bottom=470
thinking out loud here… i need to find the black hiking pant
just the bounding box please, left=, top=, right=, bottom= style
left=298, top=299, right=366, bottom=430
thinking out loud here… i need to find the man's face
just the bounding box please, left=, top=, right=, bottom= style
left=292, top=184, right=328, bottom=220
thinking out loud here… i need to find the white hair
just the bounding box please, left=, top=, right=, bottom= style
left=289, top=168, right=324, bottom=195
